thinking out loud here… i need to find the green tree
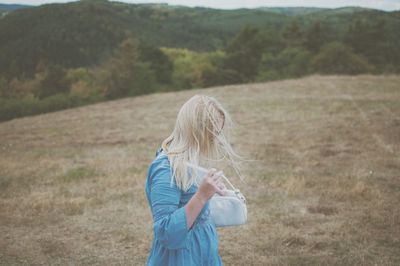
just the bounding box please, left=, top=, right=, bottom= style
left=282, top=20, right=304, bottom=48
left=344, top=19, right=386, bottom=68
left=257, top=48, right=312, bottom=80
left=0, top=75, right=9, bottom=98
left=259, top=29, right=285, bottom=55
left=199, top=50, right=241, bottom=87
left=161, top=48, right=220, bottom=90
left=223, top=25, right=265, bottom=83
left=311, top=42, right=374, bottom=74
left=304, top=21, right=329, bottom=53
left=138, top=43, right=173, bottom=84
left=36, top=65, right=71, bottom=99
left=100, top=37, right=157, bottom=99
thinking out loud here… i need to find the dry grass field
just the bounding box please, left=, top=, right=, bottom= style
left=0, top=75, right=399, bottom=265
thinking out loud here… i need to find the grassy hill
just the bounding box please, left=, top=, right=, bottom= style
left=0, top=75, right=399, bottom=265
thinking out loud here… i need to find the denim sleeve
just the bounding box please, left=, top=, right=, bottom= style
left=149, top=162, right=189, bottom=250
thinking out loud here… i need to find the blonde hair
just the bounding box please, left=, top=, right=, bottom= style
left=161, top=94, right=245, bottom=192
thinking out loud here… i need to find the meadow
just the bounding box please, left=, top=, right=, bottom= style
left=0, top=75, right=399, bottom=265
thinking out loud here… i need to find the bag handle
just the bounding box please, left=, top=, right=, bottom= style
left=186, top=162, right=237, bottom=191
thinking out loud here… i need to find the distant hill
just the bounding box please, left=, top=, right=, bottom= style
left=0, top=1, right=399, bottom=80
left=257, top=7, right=328, bottom=16
left=0, top=3, right=32, bottom=17
left=0, top=3, right=32, bottom=11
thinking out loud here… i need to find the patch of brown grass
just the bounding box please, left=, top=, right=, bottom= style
left=1, top=75, right=399, bottom=265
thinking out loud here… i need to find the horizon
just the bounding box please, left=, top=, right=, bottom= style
left=0, top=0, right=399, bottom=11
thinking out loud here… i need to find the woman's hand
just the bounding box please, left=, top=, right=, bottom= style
left=197, top=168, right=227, bottom=202
left=185, top=168, right=227, bottom=230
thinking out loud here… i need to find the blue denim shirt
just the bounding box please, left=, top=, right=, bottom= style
left=145, top=147, right=223, bottom=265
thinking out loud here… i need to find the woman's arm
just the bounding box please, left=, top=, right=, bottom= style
left=149, top=162, right=226, bottom=250
left=149, top=164, right=190, bottom=250
left=184, top=169, right=226, bottom=230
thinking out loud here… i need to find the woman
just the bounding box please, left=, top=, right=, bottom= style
left=145, top=94, right=244, bottom=265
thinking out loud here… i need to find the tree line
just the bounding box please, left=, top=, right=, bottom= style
left=0, top=8, right=399, bottom=122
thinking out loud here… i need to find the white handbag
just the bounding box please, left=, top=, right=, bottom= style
left=187, top=163, right=247, bottom=227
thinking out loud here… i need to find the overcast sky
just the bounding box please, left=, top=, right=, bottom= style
left=2, top=0, right=400, bottom=11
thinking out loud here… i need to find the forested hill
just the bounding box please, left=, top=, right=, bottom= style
left=0, top=1, right=399, bottom=122
left=0, top=0, right=399, bottom=79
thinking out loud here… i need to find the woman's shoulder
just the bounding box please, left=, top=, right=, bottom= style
left=146, top=152, right=172, bottom=189
left=152, top=150, right=169, bottom=166
left=155, top=147, right=166, bottom=156
left=147, top=151, right=183, bottom=194
left=148, top=148, right=171, bottom=177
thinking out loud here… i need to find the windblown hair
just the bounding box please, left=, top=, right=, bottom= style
left=161, top=94, right=245, bottom=192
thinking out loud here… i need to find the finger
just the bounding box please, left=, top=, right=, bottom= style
left=214, top=179, right=225, bottom=190
left=215, top=177, right=224, bottom=185
left=215, top=188, right=226, bottom=196
left=212, top=171, right=223, bottom=180
left=216, top=183, right=225, bottom=191
left=207, top=168, right=218, bottom=177
left=219, top=181, right=227, bottom=190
